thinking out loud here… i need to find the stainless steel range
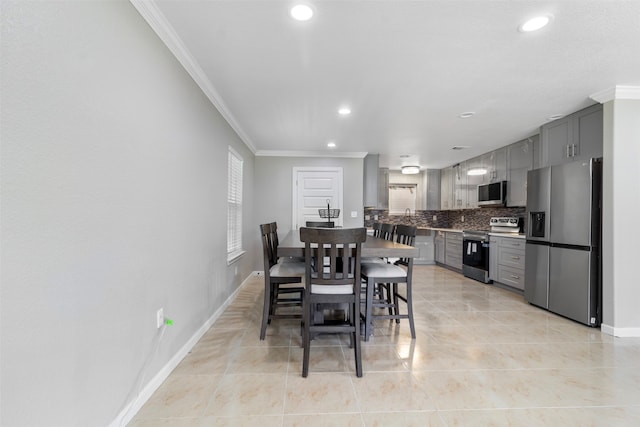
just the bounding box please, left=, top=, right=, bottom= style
left=462, top=230, right=491, bottom=283
left=490, top=217, right=522, bottom=234
left=463, top=217, right=523, bottom=284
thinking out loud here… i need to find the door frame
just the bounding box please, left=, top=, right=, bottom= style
left=292, top=167, right=344, bottom=229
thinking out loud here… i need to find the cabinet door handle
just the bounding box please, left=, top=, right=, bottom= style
left=511, top=256, right=520, bottom=260
left=572, top=144, right=577, bottom=157
left=510, top=275, right=520, bottom=280
left=566, top=144, right=571, bottom=158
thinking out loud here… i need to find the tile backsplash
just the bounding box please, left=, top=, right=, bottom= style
left=364, top=207, right=526, bottom=231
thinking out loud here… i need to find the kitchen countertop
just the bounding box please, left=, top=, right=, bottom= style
left=488, top=232, right=526, bottom=239
left=427, top=227, right=464, bottom=233
left=368, top=226, right=525, bottom=238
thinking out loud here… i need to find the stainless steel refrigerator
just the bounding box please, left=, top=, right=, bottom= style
left=524, top=158, right=602, bottom=326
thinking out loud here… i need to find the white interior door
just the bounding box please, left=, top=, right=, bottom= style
left=293, top=167, right=343, bottom=229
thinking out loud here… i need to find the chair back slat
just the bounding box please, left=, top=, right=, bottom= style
left=371, top=222, right=383, bottom=237
left=300, top=227, right=366, bottom=287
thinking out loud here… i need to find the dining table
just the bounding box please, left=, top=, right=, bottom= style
left=278, top=228, right=419, bottom=336
left=277, top=229, right=419, bottom=259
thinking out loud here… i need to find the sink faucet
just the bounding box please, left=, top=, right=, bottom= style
left=404, top=208, right=414, bottom=223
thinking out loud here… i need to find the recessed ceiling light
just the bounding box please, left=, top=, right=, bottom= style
left=338, top=107, right=351, bottom=116
left=327, top=142, right=336, bottom=148
left=290, top=4, right=314, bottom=21
left=519, top=15, right=552, bottom=32
left=399, top=154, right=411, bottom=158
left=458, top=112, right=475, bottom=119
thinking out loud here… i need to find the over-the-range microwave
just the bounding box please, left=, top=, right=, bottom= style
left=477, top=181, right=507, bottom=207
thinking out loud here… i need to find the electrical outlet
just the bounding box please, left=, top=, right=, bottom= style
left=351, top=211, right=357, bottom=218
left=374, top=215, right=379, bottom=220
left=461, top=215, right=465, bottom=222
left=156, top=308, right=164, bottom=329
left=364, top=215, right=370, bottom=220
left=432, top=215, right=437, bottom=221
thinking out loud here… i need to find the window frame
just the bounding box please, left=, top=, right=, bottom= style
left=388, top=184, right=417, bottom=215
left=227, top=147, right=245, bottom=263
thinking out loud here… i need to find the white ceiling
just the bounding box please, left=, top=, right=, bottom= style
left=145, top=0, right=640, bottom=170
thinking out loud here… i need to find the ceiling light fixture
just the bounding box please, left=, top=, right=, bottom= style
left=519, top=15, right=552, bottom=32
left=458, top=112, right=475, bottom=119
left=327, top=142, right=336, bottom=148
left=467, top=168, right=488, bottom=176
left=451, top=146, right=470, bottom=151
left=401, top=166, right=420, bottom=175
left=338, top=107, right=351, bottom=116
left=290, top=4, right=314, bottom=21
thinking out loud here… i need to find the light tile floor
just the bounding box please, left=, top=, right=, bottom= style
left=131, top=265, right=640, bottom=426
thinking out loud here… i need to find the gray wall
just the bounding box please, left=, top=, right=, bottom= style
left=1, top=1, right=254, bottom=425
left=601, top=98, right=640, bottom=333
left=253, top=156, right=364, bottom=267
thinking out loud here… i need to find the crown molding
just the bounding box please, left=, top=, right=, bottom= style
left=590, top=85, right=640, bottom=103
left=255, top=150, right=368, bottom=158
left=129, top=0, right=257, bottom=154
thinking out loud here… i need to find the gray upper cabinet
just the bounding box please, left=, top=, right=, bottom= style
left=426, top=169, right=441, bottom=210
left=377, top=167, right=389, bottom=209
left=467, top=149, right=507, bottom=209
left=363, top=154, right=389, bottom=209
left=506, top=135, right=538, bottom=207
left=363, top=154, right=379, bottom=207
left=453, top=162, right=467, bottom=209
left=465, top=156, right=482, bottom=209
left=481, top=148, right=507, bottom=183
left=440, top=166, right=454, bottom=210
left=541, top=104, right=603, bottom=167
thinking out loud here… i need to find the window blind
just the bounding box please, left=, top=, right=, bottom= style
left=227, top=148, right=243, bottom=261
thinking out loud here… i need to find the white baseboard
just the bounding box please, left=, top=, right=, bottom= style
left=109, top=274, right=256, bottom=427
left=601, top=323, right=640, bottom=337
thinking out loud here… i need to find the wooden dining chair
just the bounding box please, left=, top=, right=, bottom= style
left=360, top=224, right=417, bottom=341
left=379, top=223, right=395, bottom=241
left=361, top=223, right=396, bottom=310
left=299, top=227, right=367, bottom=377
left=259, top=223, right=305, bottom=340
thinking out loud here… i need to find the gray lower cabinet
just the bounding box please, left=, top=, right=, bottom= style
left=444, top=232, right=463, bottom=271
left=414, top=232, right=435, bottom=265
left=489, top=236, right=499, bottom=281
left=434, top=231, right=445, bottom=264
left=492, top=236, right=526, bottom=290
